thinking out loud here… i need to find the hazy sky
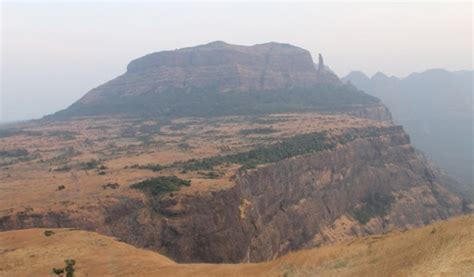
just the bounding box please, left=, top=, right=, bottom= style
left=1, top=1, right=472, bottom=121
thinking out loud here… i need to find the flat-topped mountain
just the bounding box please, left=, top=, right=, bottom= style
left=52, top=41, right=388, bottom=120
left=85, top=41, right=334, bottom=101
left=124, top=41, right=321, bottom=91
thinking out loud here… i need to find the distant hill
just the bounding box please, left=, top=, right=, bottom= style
left=343, top=69, right=473, bottom=198
left=51, top=41, right=388, bottom=120
left=2, top=215, right=473, bottom=276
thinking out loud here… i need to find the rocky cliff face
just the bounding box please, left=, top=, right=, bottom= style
left=1, top=126, right=465, bottom=263
left=148, top=126, right=463, bottom=262
left=79, top=41, right=322, bottom=105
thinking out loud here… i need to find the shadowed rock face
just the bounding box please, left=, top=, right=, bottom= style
left=343, top=69, right=474, bottom=198
left=0, top=126, right=465, bottom=263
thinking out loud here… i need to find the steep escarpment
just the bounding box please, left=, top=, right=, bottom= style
left=146, top=126, right=464, bottom=262
left=52, top=42, right=388, bottom=120
left=1, top=126, right=465, bottom=263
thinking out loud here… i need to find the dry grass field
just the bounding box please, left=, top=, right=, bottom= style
left=0, top=113, right=386, bottom=217
left=1, top=215, right=472, bottom=276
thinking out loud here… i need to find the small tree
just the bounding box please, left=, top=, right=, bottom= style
left=52, top=268, right=64, bottom=276
left=64, top=259, right=76, bottom=277
left=52, top=259, right=76, bottom=277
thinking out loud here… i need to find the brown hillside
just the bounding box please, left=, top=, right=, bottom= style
left=1, top=215, right=473, bottom=276
left=0, top=113, right=466, bottom=263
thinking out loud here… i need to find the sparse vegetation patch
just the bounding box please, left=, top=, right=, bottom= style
left=130, top=163, right=162, bottom=172
left=80, top=159, right=101, bottom=170
left=53, top=259, right=76, bottom=277
left=239, top=127, right=278, bottom=135
left=198, top=171, right=221, bottom=179
left=54, top=165, right=71, bottom=172
left=44, top=230, right=55, bottom=237
left=102, top=183, right=120, bottom=190
left=130, top=176, right=191, bottom=196
left=48, top=130, right=78, bottom=140
left=178, top=131, right=331, bottom=171
left=0, top=148, right=29, bottom=158
left=350, top=192, right=395, bottom=224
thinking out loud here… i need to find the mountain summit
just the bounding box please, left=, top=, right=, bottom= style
left=79, top=41, right=327, bottom=106
left=52, top=41, right=386, bottom=119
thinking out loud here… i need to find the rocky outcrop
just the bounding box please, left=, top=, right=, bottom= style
left=0, top=126, right=465, bottom=263
left=77, top=41, right=324, bottom=105
left=347, top=104, right=393, bottom=122
left=51, top=42, right=390, bottom=119
left=318, top=53, right=325, bottom=72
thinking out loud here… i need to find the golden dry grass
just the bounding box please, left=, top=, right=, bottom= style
left=0, top=228, right=175, bottom=276
left=0, top=113, right=386, bottom=217
left=1, top=215, right=473, bottom=276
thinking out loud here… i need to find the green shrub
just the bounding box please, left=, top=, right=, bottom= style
left=199, top=171, right=220, bottom=179
left=130, top=176, right=191, bottom=196
left=44, top=230, right=55, bottom=237
left=52, top=268, right=64, bottom=275
left=57, top=185, right=66, bottom=191
left=64, top=259, right=76, bottom=277
left=53, top=259, right=76, bottom=277
left=102, top=183, right=120, bottom=190
left=129, top=163, right=162, bottom=172
left=80, top=159, right=101, bottom=170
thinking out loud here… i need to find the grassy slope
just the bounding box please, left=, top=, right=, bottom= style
left=1, top=216, right=473, bottom=276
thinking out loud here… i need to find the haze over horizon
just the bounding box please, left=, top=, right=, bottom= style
left=1, top=2, right=472, bottom=121
left=1, top=3, right=474, bottom=275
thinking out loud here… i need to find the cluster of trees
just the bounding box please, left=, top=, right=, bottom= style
left=180, top=131, right=332, bottom=172
left=130, top=176, right=191, bottom=196
left=178, top=127, right=391, bottom=173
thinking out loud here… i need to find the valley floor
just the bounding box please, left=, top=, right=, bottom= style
left=1, top=215, right=473, bottom=276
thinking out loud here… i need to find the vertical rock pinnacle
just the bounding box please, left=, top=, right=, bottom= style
left=318, top=53, right=325, bottom=72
